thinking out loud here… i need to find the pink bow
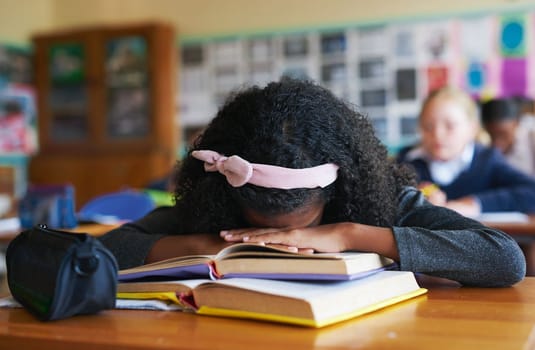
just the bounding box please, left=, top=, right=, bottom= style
left=192, top=150, right=253, bottom=187
left=191, top=150, right=338, bottom=189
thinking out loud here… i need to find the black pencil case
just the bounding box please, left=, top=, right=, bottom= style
left=6, top=224, right=118, bottom=321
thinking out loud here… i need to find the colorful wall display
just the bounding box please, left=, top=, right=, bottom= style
left=0, top=44, right=35, bottom=200
left=0, top=44, right=36, bottom=155
left=178, top=10, right=535, bottom=151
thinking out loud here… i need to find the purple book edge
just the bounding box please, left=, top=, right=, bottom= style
left=119, top=263, right=398, bottom=282
left=221, top=264, right=398, bottom=281
left=118, top=263, right=212, bottom=282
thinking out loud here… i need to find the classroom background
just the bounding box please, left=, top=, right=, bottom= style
left=1, top=0, right=535, bottom=211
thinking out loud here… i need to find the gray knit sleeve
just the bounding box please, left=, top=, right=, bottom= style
left=392, top=187, right=526, bottom=287
left=98, top=206, right=181, bottom=269
left=99, top=225, right=164, bottom=270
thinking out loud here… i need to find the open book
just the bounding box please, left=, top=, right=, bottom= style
left=118, top=243, right=396, bottom=282
left=117, top=271, right=426, bottom=328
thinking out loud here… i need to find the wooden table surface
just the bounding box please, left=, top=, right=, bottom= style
left=1, top=276, right=534, bottom=350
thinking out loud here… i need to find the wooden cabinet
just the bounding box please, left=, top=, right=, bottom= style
left=29, top=22, right=178, bottom=209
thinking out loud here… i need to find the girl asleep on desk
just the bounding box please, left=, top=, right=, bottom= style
left=99, top=78, right=526, bottom=287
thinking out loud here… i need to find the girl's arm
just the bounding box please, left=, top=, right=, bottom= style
left=145, top=234, right=232, bottom=263
left=224, top=188, right=526, bottom=287
left=99, top=206, right=227, bottom=269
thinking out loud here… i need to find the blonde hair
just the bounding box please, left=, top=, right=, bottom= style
left=420, top=86, right=479, bottom=123
left=420, top=86, right=489, bottom=144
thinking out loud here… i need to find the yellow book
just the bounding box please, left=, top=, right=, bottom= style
left=117, top=271, right=427, bottom=328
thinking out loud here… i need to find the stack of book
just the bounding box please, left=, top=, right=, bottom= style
left=117, top=243, right=427, bottom=328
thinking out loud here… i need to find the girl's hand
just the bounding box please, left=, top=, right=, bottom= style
left=222, top=222, right=400, bottom=260
left=220, top=223, right=353, bottom=254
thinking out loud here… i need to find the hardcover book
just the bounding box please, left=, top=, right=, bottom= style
left=117, top=271, right=427, bottom=328
left=118, top=243, right=396, bottom=282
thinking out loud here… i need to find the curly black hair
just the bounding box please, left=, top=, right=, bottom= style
left=172, top=78, right=416, bottom=233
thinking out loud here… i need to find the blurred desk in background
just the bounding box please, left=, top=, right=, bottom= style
left=482, top=214, right=535, bottom=276
left=0, top=223, right=119, bottom=246
left=482, top=217, right=535, bottom=236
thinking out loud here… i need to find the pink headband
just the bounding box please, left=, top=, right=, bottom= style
left=191, top=150, right=339, bottom=189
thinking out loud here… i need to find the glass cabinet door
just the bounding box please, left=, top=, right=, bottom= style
left=47, top=42, right=89, bottom=141
left=105, top=36, right=150, bottom=139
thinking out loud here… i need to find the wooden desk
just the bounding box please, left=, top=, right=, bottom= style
left=0, top=277, right=534, bottom=350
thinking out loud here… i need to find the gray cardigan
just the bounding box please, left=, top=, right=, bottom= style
left=99, top=187, right=525, bottom=287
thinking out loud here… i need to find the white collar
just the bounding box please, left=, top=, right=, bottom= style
left=408, top=143, right=475, bottom=185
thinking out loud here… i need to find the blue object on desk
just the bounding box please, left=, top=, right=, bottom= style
left=78, top=190, right=156, bottom=223
left=18, top=184, right=77, bottom=229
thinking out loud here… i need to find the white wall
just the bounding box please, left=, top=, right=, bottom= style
left=1, top=0, right=534, bottom=43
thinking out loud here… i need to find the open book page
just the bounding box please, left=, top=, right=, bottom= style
left=214, top=243, right=346, bottom=258
left=117, top=279, right=208, bottom=294
left=215, top=243, right=394, bottom=262
left=214, top=243, right=395, bottom=279
left=118, top=255, right=216, bottom=281
left=115, top=297, right=184, bottom=311
left=117, top=243, right=287, bottom=281
left=117, top=279, right=208, bottom=310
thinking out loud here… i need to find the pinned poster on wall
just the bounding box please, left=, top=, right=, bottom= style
left=502, top=58, right=527, bottom=96
left=500, top=15, right=526, bottom=57
left=499, top=15, right=528, bottom=97
left=465, top=62, right=487, bottom=94
left=426, top=65, right=449, bottom=95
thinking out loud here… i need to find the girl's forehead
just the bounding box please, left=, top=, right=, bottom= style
left=423, top=98, right=470, bottom=120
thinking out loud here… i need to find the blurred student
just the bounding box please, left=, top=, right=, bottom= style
left=481, top=97, right=535, bottom=176
left=396, top=86, right=535, bottom=217
left=513, top=96, right=535, bottom=127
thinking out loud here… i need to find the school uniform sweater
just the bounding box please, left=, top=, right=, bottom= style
left=503, top=118, right=535, bottom=176
left=99, top=187, right=525, bottom=287
left=397, top=143, right=535, bottom=213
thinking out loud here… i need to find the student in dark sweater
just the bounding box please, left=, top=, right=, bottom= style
left=100, top=79, right=525, bottom=287
left=481, top=97, right=535, bottom=176
left=397, top=86, right=535, bottom=217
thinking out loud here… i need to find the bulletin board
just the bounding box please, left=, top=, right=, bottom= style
left=177, top=8, right=535, bottom=151
left=0, top=44, right=35, bottom=199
